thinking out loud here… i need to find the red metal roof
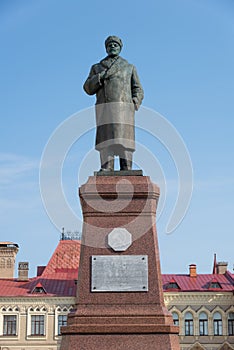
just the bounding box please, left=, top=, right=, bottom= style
left=162, top=273, right=234, bottom=292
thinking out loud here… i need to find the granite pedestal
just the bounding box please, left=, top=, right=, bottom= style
left=60, top=174, right=180, bottom=349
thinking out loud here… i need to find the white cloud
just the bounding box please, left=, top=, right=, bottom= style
left=0, top=153, right=40, bottom=214
left=194, top=177, right=234, bottom=190
left=0, top=153, right=38, bottom=186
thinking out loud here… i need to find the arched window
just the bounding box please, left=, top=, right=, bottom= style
left=58, top=314, right=68, bottom=335
left=31, top=315, right=45, bottom=336
left=228, top=312, right=234, bottom=336
left=3, top=315, right=17, bottom=336
left=213, top=311, right=222, bottom=335
left=172, top=312, right=179, bottom=326
left=0, top=258, right=5, bottom=268
left=185, top=311, right=194, bottom=336
left=7, top=258, right=12, bottom=268
left=199, top=312, right=208, bottom=335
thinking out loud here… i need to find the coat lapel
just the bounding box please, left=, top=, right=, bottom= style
left=100, top=56, right=123, bottom=78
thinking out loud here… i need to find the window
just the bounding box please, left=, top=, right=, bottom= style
left=209, top=281, right=221, bottom=289
left=213, top=312, right=222, bottom=335
left=0, top=258, right=5, bottom=268
left=33, top=286, right=46, bottom=294
left=31, top=283, right=47, bottom=294
left=58, top=315, right=67, bottom=335
left=199, top=312, right=208, bottom=336
left=172, top=312, right=179, bottom=326
left=3, top=315, right=17, bottom=336
left=185, top=312, right=194, bottom=336
left=6, top=258, right=12, bottom=268
left=164, top=279, right=180, bottom=290
left=31, top=315, right=45, bottom=336
left=228, top=312, right=234, bottom=336
left=165, top=282, right=179, bottom=290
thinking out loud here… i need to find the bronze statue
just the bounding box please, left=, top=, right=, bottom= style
left=83, top=36, right=144, bottom=171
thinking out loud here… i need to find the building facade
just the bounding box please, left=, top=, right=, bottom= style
left=0, top=240, right=233, bottom=350
left=163, top=263, right=234, bottom=350
left=0, top=239, right=79, bottom=350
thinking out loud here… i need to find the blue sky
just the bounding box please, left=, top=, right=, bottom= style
left=0, top=0, right=233, bottom=276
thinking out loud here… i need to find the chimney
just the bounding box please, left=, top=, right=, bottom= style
left=189, top=264, right=197, bottom=278
left=37, top=266, right=46, bottom=276
left=217, top=262, right=228, bottom=274
left=18, top=262, right=29, bottom=281
left=0, top=242, right=19, bottom=279
left=212, top=253, right=217, bottom=274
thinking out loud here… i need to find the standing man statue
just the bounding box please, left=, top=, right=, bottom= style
left=83, top=35, right=144, bottom=171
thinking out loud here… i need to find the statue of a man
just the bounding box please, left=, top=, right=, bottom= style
left=83, top=36, right=144, bottom=171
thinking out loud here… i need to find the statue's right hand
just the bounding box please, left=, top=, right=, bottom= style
left=99, top=70, right=106, bottom=81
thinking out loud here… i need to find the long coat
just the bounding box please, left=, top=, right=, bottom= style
left=83, top=56, right=144, bottom=152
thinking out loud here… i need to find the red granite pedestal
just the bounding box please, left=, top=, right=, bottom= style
left=60, top=174, right=180, bottom=350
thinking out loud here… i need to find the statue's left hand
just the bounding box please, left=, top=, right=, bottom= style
left=132, top=97, right=139, bottom=111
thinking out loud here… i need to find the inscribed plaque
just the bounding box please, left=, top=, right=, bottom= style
left=91, top=255, right=148, bottom=292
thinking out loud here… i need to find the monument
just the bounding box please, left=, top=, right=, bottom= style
left=60, top=36, right=180, bottom=349
left=83, top=35, right=144, bottom=172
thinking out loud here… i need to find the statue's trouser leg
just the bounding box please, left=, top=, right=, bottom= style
left=119, top=149, right=133, bottom=170
left=100, top=148, right=114, bottom=171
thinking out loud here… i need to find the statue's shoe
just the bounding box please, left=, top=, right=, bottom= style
left=99, top=168, right=114, bottom=172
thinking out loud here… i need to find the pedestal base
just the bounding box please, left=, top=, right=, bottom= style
left=61, top=305, right=179, bottom=349
left=60, top=175, right=180, bottom=349
left=61, top=333, right=179, bottom=350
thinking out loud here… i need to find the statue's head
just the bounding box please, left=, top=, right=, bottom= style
left=105, top=35, right=122, bottom=57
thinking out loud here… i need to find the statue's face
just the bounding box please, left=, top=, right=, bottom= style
left=106, top=41, right=121, bottom=57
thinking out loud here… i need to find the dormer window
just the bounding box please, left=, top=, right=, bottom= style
left=209, top=279, right=222, bottom=289
left=31, top=283, right=47, bottom=294
left=164, top=278, right=180, bottom=290
left=33, top=287, right=46, bottom=294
